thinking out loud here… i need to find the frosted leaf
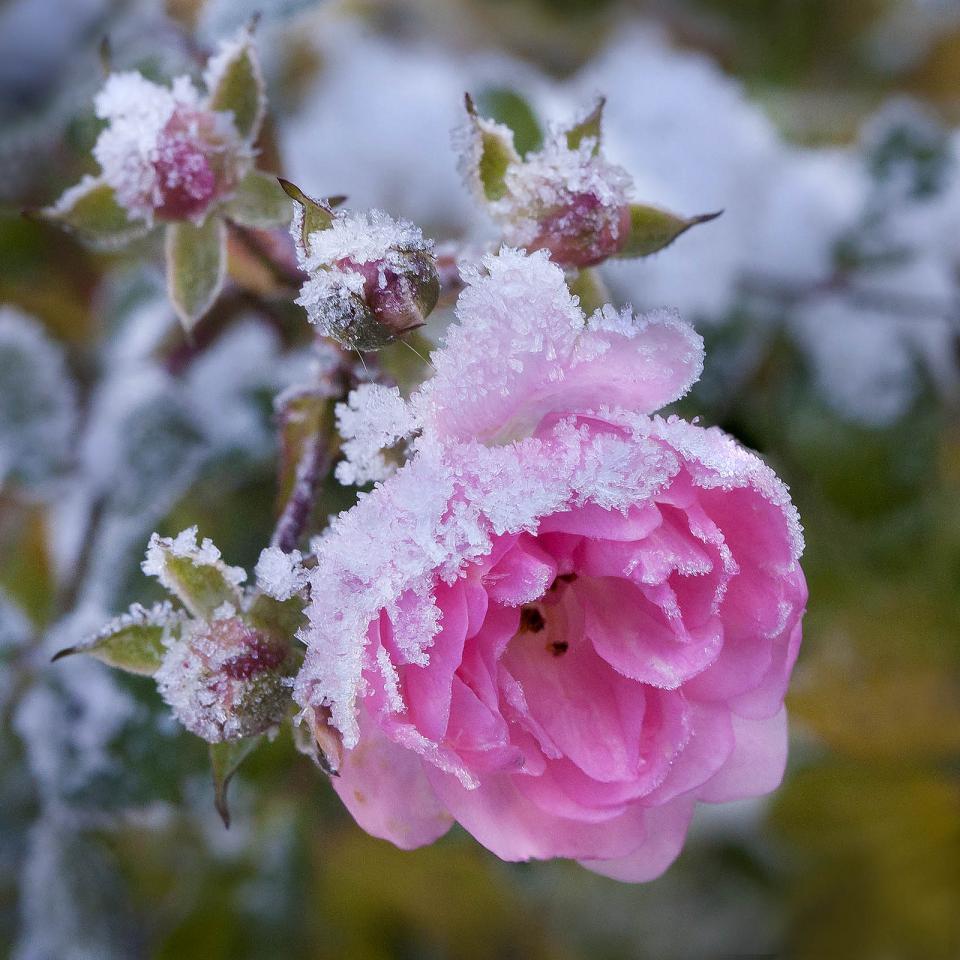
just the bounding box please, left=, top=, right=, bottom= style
left=0, top=306, right=77, bottom=491
left=335, top=384, right=416, bottom=486
left=143, top=527, right=246, bottom=619
left=53, top=600, right=187, bottom=676
left=255, top=546, right=309, bottom=601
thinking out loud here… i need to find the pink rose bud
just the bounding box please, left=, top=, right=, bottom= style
left=293, top=207, right=440, bottom=351
left=156, top=615, right=289, bottom=743
left=526, top=189, right=632, bottom=268
left=92, top=73, right=250, bottom=224
left=151, top=108, right=239, bottom=221
left=459, top=96, right=634, bottom=269
left=497, top=141, right=633, bottom=269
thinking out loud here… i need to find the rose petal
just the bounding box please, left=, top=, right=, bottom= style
left=333, top=707, right=453, bottom=850
left=578, top=797, right=695, bottom=882
left=698, top=707, right=789, bottom=803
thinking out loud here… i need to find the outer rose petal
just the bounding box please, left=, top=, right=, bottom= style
left=698, top=707, right=788, bottom=803
left=414, top=249, right=704, bottom=444
left=578, top=797, right=696, bottom=882
left=425, top=765, right=653, bottom=862
left=332, top=708, right=453, bottom=850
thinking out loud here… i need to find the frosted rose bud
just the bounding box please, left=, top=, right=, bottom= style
left=155, top=615, right=289, bottom=743
left=92, top=73, right=250, bottom=224
left=459, top=96, right=634, bottom=269
left=292, top=204, right=440, bottom=351
left=525, top=188, right=632, bottom=268
left=494, top=140, right=633, bottom=269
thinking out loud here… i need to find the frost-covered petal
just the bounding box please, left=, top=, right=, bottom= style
left=412, top=248, right=703, bottom=444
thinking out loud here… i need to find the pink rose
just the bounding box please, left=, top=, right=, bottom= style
left=295, top=249, right=806, bottom=881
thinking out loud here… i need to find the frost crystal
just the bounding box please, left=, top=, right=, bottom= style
left=91, top=63, right=249, bottom=223
left=498, top=135, right=632, bottom=265
left=335, top=384, right=416, bottom=486
left=155, top=616, right=289, bottom=743
left=255, top=547, right=309, bottom=601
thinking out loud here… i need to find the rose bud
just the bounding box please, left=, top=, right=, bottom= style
left=91, top=73, right=252, bottom=225
left=155, top=615, right=289, bottom=743
left=287, top=189, right=440, bottom=351
left=459, top=96, right=634, bottom=269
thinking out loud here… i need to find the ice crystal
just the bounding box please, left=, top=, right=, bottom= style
left=255, top=547, right=309, bottom=601
left=155, top=616, right=288, bottom=743
left=335, top=384, right=416, bottom=486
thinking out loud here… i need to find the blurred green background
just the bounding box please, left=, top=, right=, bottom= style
left=2, top=1, right=960, bottom=958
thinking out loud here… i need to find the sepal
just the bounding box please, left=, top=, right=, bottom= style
left=38, top=176, right=150, bottom=250
left=565, top=97, right=605, bottom=155
left=52, top=601, right=185, bottom=676
left=616, top=204, right=722, bottom=259
left=463, top=93, right=521, bottom=202
left=210, top=734, right=263, bottom=827
left=204, top=20, right=266, bottom=143
left=142, top=527, right=245, bottom=620
left=224, top=169, right=292, bottom=228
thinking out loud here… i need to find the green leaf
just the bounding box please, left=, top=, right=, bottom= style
left=204, top=24, right=266, bottom=143
left=144, top=529, right=245, bottom=621
left=210, top=735, right=262, bottom=827
left=464, top=93, right=521, bottom=202
left=278, top=179, right=343, bottom=255
left=245, top=592, right=307, bottom=645
left=616, top=204, right=722, bottom=259
left=474, top=87, right=544, bottom=156
left=565, top=97, right=605, bottom=155
left=52, top=602, right=184, bottom=676
left=38, top=176, right=150, bottom=250
left=165, top=217, right=227, bottom=331
left=223, top=169, right=292, bottom=228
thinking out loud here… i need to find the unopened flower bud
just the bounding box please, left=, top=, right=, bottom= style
left=291, top=202, right=440, bottom=351
left=497, top=141, right=632, bottom=269
left=93, top=73, right=250, bottom=225
left=459, top=97, right=634, bottom=269
left=526, top=189, right=632, bottom=268
left=155, top=615, right=289, bottom=742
